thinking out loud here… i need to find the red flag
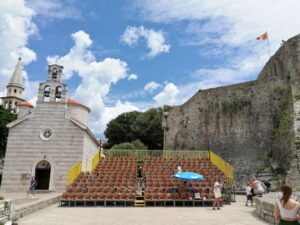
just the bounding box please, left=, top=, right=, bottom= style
left=256, top=32, right=268, bottom=40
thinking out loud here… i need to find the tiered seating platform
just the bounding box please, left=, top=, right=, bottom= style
left=143, top=157, right=224, bottom=206
left=61, top=157, right=137, bottom=206
left=61, top=150, right=234, bottom=207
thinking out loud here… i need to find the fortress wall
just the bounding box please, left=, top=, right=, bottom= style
left=164, top=35, right=300, bottom=188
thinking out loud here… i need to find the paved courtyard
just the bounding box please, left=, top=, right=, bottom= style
left=18, top=195, right=270, bottom=225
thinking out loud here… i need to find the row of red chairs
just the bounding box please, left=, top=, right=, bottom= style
left=62, top=192, right=136, bottom=200
left=144, top=192, right=214, bottom=200
left=67, top=187, right=136, bottom=194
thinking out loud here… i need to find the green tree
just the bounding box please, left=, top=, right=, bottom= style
left=104, top=111, right=142, bottom=148
left=111, top=139, right=147, bottom=150
left=132, top=108, right=164, bottom=150
left=131, top=140, right=147, bottom=150
left=111, top=142, right=135, bottom=150
left=104, top=106, right=172, bottom=150
left=0, top=106, right=17, bottom=158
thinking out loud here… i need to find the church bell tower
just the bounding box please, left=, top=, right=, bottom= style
left=37, top=64, right=68, bottom=104
left=1, top=57, right=25, bottom=113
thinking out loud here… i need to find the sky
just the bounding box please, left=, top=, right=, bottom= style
left=0, top=0, right=300, bottom=138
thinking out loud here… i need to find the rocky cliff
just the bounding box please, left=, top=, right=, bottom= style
left=164, top=34, right=300, bottom=189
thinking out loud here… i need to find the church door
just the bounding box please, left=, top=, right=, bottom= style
left=35, top=160, right=51, bottom=190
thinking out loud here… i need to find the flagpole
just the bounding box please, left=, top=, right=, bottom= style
left=267, top=36, right=271, bottom=59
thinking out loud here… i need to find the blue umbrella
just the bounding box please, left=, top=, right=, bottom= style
left=173, top=172, right=204, bottom=181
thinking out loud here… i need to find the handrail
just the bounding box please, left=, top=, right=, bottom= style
left=104, top=149, right=209, bottom=160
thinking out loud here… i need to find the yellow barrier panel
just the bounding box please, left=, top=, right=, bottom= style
left=67, top=162, right=81, bottom=185
left=209, top=150, right=234, bottom=179
left=91, top=151, right=100, bottom=170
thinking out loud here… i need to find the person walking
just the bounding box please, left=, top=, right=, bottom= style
left=27, top=176, right=37, bottom=198
left=213, top=178, right=222, bottom=210
left=273, top=185, right=300, bottom=225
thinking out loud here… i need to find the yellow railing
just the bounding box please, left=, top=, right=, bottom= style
left=209, top=150, right=234, bottom=180
left=67, top=162, right=81, bottom=185
left=91, top=151, right=100, bottom=170
left=104, top=149, right=209, bottom=159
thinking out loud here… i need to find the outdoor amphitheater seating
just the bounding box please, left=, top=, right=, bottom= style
left=142, top=157, right=225, bottom=206
left=61, top=155, right=227, bottom=207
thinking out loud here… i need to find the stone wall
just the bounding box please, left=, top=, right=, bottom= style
left=67, top=105, right=89, bottom=126
left=164, top=34, right=300, bottom=189
left=255, top=194, right=276, bottom=224
left=81, top=132, right=99, bottom=172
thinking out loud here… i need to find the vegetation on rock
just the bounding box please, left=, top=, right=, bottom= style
left=221, top=94, right=251, bottom=113
left=270, top=86, right=293, bottom=175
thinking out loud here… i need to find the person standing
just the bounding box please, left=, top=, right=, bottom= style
left=27, top=176, right=37, bottom=198
left=273, top=185, right=300, bottom=225
left=137, top=165, right=143, bottom=190
left=245, top=182, right=253, bottom=206
left=177, top=164, right=182, bottom=173
left=213, top=178, right=222, bottom=210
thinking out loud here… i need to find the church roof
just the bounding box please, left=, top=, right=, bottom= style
left=67, top=98, right=90, bottom=112
left=8, top=57, right=24, bottom=89
left=17, top=101, right=33, bottom=108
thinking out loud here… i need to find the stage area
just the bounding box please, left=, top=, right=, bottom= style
left=18, top=195, right=269, bottom=225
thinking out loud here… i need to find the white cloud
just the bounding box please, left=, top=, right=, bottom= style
left=0, top=0, right=37, bottom=103
left=128, top=74, right=138, bottom=80
left=154, top=83, right=179, bottom=106
left=121, top=26, right=171, bottom=58
left=27, top=0, right=81, bottom=20
left=131, top=0, right=300, bottom=104
left=133, top=0, right=300, bottom=50
left=47, top=30, right=139, bottom=137
left=101, top=101, right=140, bottom=129
left=144, top=81, right=161, bottom=92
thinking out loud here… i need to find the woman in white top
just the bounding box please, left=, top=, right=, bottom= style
left=273, top=185, right=300, bottom=225
left=213, top=179, right=222, bottom=210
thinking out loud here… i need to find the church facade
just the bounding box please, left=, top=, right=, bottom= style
left=1, top=63, right=99, bottom=192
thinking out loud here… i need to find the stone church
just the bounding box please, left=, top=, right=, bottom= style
left=1, top=61, right=99, bottom=192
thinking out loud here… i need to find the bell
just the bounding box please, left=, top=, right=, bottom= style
left=44, top=90, right=50, bottom=97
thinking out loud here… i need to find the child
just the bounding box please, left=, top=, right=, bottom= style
left=245, top=182, right=253, bottom=206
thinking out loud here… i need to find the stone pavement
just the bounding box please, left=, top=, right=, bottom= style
left=18, top=195, right=270, bottom=225
left=0, top=191, right=61, bottom=220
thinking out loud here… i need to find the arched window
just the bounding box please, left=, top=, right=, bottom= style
left=9, top=101, right=12, bottom=109
left=14, top=89, right=17, bottom=93
left=55, top=86, right=62, bottom=101
left=14, top=102, right=18, bottom=113
left=43, top=86, right=51, bottom=102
